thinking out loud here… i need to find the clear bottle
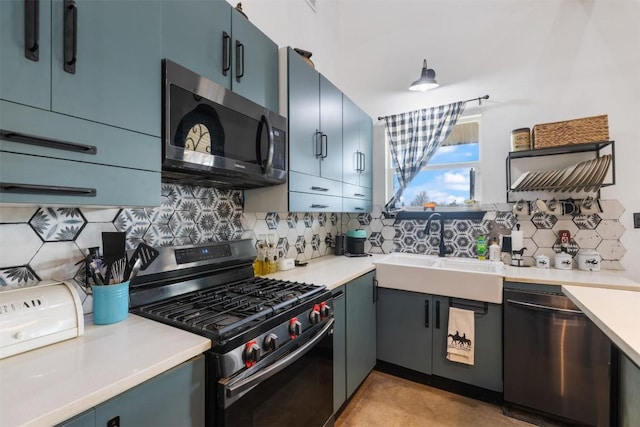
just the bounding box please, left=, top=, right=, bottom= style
left=489, top=237, right=501, bottom=262
left=254, top=241, right=265, bottom=276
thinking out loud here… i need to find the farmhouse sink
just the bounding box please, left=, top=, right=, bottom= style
left=373, top=253, right=505, bottom=303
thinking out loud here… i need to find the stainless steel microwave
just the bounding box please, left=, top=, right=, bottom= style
left=161, top=59, right=287, bottom=189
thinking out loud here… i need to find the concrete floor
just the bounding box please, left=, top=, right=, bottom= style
left=336, top=370, right=533, bottom=427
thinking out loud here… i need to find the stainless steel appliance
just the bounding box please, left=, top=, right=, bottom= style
left=504, top=288, right=611, bottom=426
left=129, top=239, right=334, bottom=427
left=162, top=59, right=287, bottom=188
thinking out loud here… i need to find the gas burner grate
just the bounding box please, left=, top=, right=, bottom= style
left=136, top=276, right=327, bottom=339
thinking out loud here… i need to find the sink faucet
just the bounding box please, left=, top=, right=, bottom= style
left=424, top=213, right=448, bottom=257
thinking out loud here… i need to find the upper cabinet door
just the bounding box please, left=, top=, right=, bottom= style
left=319, top=75, right=343, bottom=182
left=0, top=0, right=52, bottom=110
left=342, top=95, right=360, bottom=186
left=161, top=0, right=231, bottom=90
left=51, top=0, right=162, bottom=137
left=230, top=8, right=278, bottom=112
left=288, top=48, right=320, bottom=177
left=359, top=108, right=373, bottom=188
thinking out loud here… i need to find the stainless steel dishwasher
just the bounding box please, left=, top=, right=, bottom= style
left=504, top=288, right=611, bottom=426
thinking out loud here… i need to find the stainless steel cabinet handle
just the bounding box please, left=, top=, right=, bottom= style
left=314, top=130, right=323, bottom=158
left=24, top=0, right=39, bottom=61
left=311, top=204, right=329, bottom=209
left=0, top=183, right=96, bottom=197
left=0, top=130, right=97, bottom=154
left=354, top=207, right=364, bottom=211
left=507, top=299, right=584, bottom=315
left=321, top=133, right=328, bottom=159
left=354, top=193, right=365, bottom=197
left=63, top=0, right=77, bottom=74
left=360, top=152, right=366, bottom=172
left=424, top=299, right=429, bottom=328
left=435, top=300, right=441, bottom=329
left=310, top=186, right=329, bottom=192
left=225, top=319, right=334, bottom=398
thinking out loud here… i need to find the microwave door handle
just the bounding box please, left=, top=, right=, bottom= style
left=256, top=115, right=274, bottom=173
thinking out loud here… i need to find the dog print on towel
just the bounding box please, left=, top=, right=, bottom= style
left=447, top=331, right=472, bottom=351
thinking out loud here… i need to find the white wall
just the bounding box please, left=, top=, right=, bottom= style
left=233, top=0, right=640, bottom=280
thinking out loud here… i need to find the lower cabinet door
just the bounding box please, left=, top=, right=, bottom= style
left=95, top=356, right=205, bottom=427
left=345, top=272, right=376, bottom=397
left=376, top=288, right=432, bottom=374
left=332, top=287, right=346, bottom=413
left=431, top=296, right=503, bottom=392
left=55, top=409, right=95, bottom=427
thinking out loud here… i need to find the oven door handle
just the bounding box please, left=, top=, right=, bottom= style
left=225, top=318, right=334, bottom=398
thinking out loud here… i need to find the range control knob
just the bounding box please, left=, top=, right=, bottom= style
left=320, top=302, right=331, bottom=319
left=243, top=341, right=261, bottom=368
left=309, top=304, right=321, bottom=324
left=263, top=333, right=278, bottom=351
left=289, top=317, right=302, bottom=338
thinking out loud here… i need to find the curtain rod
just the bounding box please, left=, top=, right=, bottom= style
left=377, top=94, right=490, bottom=121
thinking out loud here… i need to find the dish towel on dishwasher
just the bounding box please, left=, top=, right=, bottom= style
left=446, top=307, right=475, bottom=365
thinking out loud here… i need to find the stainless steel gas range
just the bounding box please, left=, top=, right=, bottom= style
left=129, top=239, right=335, bottom=427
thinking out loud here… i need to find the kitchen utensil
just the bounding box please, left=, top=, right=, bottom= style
left=579, top=197, right=602, bottom=215
left=102, top=232, right=126, bottom=262
left=576, top=249, right=601, bottom=271
left=127, top=258, right=143, bottom=281
left=561, top=199, right=579, bottom=216
left=512, top=200, right=529, bottom=216
left=125, top=243, right=160, bottom=278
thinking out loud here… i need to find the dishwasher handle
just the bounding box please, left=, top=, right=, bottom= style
left=506, top=299, right=584, bottom=316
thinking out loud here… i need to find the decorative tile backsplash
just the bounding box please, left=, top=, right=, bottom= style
left=0, top=180, right=627, bottom=312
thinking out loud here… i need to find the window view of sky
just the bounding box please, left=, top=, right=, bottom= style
left=395, top=143, right=479, bottom=206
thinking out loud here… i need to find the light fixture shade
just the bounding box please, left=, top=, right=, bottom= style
left=409, top=59, right=439, bottom=91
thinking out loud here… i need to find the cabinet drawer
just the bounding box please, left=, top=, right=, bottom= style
left=0, top=152, right=160, bottom=207
left=289, top=192, right=342, bottom=212
left=342, top=183, right=371, bottom=200
left=289, top=171, right=342, bottom=197
left=0, top=101, right=160, bottom=172
left=342, top=197, right=372, bottom=213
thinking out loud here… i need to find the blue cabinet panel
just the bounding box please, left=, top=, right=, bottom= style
left=345, top=271, right=376, bottom=397
left=0, top=151, right=160, bottom=207
left=50, top=0, right=161, bottom=137
left=319, top=75, right=343, bottom=182
left=0, top=0, right=51, bottom=110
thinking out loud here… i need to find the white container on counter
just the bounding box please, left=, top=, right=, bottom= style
left=555, top=252, right=573, bottom=270
left=576, top=249, right=601, bottom=272
left=535, top=255, right=550, bottom=269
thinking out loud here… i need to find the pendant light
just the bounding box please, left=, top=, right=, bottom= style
left=409, top=59, right=439, bottom=91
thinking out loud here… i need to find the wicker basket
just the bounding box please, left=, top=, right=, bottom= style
left=532, top=115, right=609, bottom=149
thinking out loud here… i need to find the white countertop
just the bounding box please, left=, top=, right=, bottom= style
left=562, top=285, right=640, bottom=367
left=504, top=265, right=640, bottom=291
left=261, top=254, right=383, bottom=290
left=0, top=314, right=211, bottom=427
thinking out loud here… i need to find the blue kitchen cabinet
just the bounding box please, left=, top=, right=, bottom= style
left=377, top=288, right=503, bottom=392
left=55, top=356, right=205, bottom=427
left=377, top=288, right=433, bottom=374
left=432, top=296, right=503, bottom=392
left=332, top=286, right=347, bottom=413
left=1, top=0, right=162, bottom=136
left=342, top=95, right=372, bottom=213
left=0, top=0, right=161, bottom=207
left=161, top=0, right=278, bottom=112
left=287, top=47, right=343, bottom=184
left=345, top=271, right=377, bottom=397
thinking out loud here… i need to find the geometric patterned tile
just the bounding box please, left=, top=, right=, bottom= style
left=369, top=231, right=384, bottom=247
left=574, top=230, right=603, bottom=249
left=295, top=236, right=306, bottom=254
left=531, top=212, right=557, bottom=229
left=552, top=238, right=580, bottom=256
left=30, top=241, right=84, bottom=281
left=532, top=229, right=557, bottom=248
left=573, top=214, right=602, bottom=230
left=265, top=212, right=280, bottom=231
left=303, top=212, right=313, bottom=228
left=551, top=219, right=579, bottom=241
left=357, top=213, right=372, bottom=226
left=318, top=212, right=327, bottom=226
left=598, top=199, right=625, bottom=220
left=0, top=265, right=40, bottom=288
left=495, top=211, right=517, bottom=230
left=29, top=207, right=86, bottom=242
left=287, top=212, right=298, bottom=229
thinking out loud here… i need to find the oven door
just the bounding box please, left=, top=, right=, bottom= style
left=218, top=319, right=334, bottom=427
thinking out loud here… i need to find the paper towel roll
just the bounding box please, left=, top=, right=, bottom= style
left=511, top=230, right=524, bottom=252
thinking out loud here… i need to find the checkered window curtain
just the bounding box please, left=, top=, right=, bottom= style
left=384, top=101, right=466, bottom=210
